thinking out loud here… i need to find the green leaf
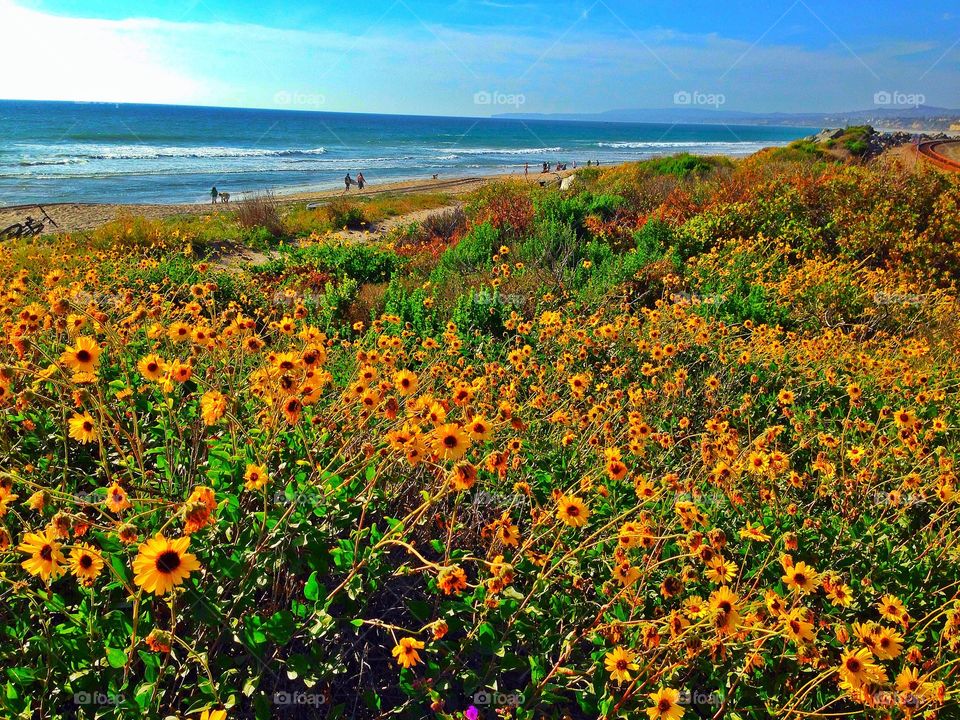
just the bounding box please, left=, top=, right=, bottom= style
left=106, top=646, right=127, bottom=668
left=304, top=571, right=320, bottom=601
left=6, top=668, right=36, bottom=685
left=134, top=682, right=155, bottom=710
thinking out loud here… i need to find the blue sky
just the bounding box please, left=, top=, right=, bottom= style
left=1, top=0, right=957, bottom=115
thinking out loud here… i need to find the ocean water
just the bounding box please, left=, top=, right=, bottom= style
left=0, top=100, right=815, bottom=206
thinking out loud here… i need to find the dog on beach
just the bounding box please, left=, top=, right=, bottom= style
left=219, top=193, right=230, bottom=204
left=432, top=174, right=439, bottom=180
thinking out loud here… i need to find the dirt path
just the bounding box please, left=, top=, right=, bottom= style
left=326, top=202, right=464, bottom=244
left=885, top=144, right=922, bottom=170
left=210, top=201, right=467, bottom=271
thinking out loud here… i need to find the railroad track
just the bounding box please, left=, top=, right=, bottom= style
left=917, top=140, right=960, bottom=172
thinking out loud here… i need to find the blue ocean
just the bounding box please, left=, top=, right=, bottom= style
left=0, top=100, right=814, bottom=205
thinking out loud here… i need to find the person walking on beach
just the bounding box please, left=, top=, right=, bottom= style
left=344, top=173, right=354, bottom=191
left=524, top=163, right=529, bottom=177
left=357, top=172, right=365, bottom=190
left=210, top=186, right=219, bottom=204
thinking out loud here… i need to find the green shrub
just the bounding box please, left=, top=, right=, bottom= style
left=769, top=140, right=829, bottom=162
left=585, top=193, right=625, bottom=218
left=534, top=192, right=591, bottom=230
left=518, top=220, right=579, bottom=275
left=533, top=192, right=624, bottom=234
left=642, top=153, right=723, bottom=178
left=325, top=200, right=366, bottom=230
left=634, top=218, right=674, bottom=263
left=431, top=222, right=499, bottom=283
left=319, top=244, right=399, bottom=283
left=451, top=289, right=507, bottom=337
left=318, top=277, right=359, bottom=328
left=571, top=239, right=680, bottom=304
left=845, top=139, right=869, bottom=156
left=382, top=278, right=440, bottom=336
left=711, top=283, right=791, bottom=327
left=283, top=243, right=402, bottom=284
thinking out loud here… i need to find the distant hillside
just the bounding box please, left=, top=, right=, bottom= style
left=495, top=105, right=960, bottom=132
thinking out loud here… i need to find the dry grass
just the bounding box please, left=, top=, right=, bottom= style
left=234, top=191, right=284, bottom=237
left=419, top=205, right=466, bottom=240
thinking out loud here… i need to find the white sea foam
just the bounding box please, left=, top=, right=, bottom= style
left=438, top=146, right=564, bottom=156
left=596, top=141, right=771, bottom=150
left=16, top=145, right=327, bottom=164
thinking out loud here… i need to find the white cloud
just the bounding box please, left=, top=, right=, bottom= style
left=0, top=0, right=207, bottom=104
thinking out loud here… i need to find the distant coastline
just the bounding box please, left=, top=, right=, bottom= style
left=494, top=105, right=960, bottom=133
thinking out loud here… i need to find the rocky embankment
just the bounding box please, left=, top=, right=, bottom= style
left=806, top=126, right=956, bottom=159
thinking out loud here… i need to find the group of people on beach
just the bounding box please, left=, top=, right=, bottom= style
left=208, top=157, right=608, bottom=201
left=209, top=172, right=368, bottom=202
left=344, top=172, right=365, bottom=191
left=523, top=159, right=600, bottom=177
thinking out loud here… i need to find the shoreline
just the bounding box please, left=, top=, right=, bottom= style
left=0, top=167, right=579, bottom=235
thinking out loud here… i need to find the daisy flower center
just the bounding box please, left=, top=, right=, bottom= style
left=156, top=550, right=182, bottom=574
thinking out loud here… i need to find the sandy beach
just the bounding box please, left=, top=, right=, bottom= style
left=0, top=169, right=575, bottom=235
